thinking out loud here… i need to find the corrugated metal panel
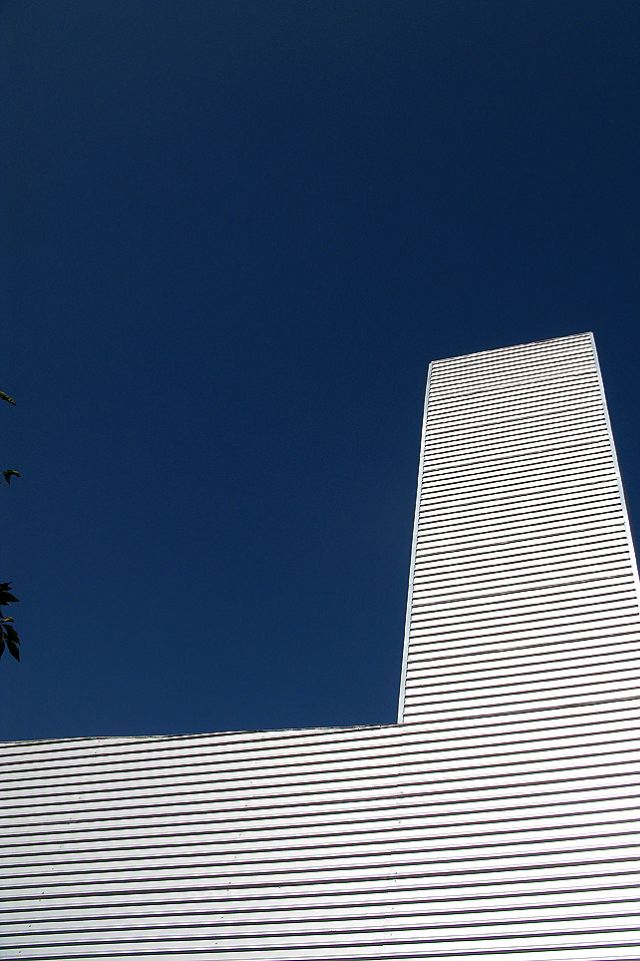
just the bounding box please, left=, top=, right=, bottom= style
left=399, top=333, right=640, bottom=718
left=2, top=333, right=640, bottom=959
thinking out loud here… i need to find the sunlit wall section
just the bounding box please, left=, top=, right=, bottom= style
left=3, top=333, right=640, bottom=961
left=399, top=333, right=640, bottom=723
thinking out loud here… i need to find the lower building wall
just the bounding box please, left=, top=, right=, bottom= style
left=2, top=706, right=640, bottom=959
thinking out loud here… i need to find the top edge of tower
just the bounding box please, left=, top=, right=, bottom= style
left=429, top=331, right=595, bottom=370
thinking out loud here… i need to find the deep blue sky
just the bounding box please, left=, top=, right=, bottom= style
left=1, top=1, right=639, bottom=741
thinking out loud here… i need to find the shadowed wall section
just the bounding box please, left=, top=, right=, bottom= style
left=2, top=334, right=640, bottom=959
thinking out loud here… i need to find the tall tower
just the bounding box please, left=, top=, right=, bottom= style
left=399, top=332, right=640, bottom=729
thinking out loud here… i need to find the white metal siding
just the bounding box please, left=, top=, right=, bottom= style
left=399, top=332, right=640, bottom=723
left=2, top=333, right=639, bottom=959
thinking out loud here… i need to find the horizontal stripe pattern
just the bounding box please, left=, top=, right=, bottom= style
left=400, top=333, right=640, bottom=723
left=2, top=334, right=640, bottom=959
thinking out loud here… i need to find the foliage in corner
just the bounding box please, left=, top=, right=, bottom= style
left=1, top=388, right=21, bottom=662
left=0, top=584, right=20, bottom=661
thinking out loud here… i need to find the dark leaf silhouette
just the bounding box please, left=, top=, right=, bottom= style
left=1, top=388, right=22, bottom=664
left=4, top=624, right=20, bottom=660
left=0, top=583, right=19, bottom=605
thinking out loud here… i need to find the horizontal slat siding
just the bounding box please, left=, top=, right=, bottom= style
left=400, top=333, right=640, bottom=721
left=393, top=333, right=640, bottom=955
left=2, top=334, right=640, bottom=959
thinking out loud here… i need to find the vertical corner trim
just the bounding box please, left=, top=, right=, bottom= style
left=396, top=362, right=432, bottom=723
left=589, top=331, right=640, bottom=614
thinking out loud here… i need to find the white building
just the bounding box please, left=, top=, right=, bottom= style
left=2, top=332, right=640, bottom=959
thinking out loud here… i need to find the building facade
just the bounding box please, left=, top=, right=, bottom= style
left=2, top=332, right=640, bottom=959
